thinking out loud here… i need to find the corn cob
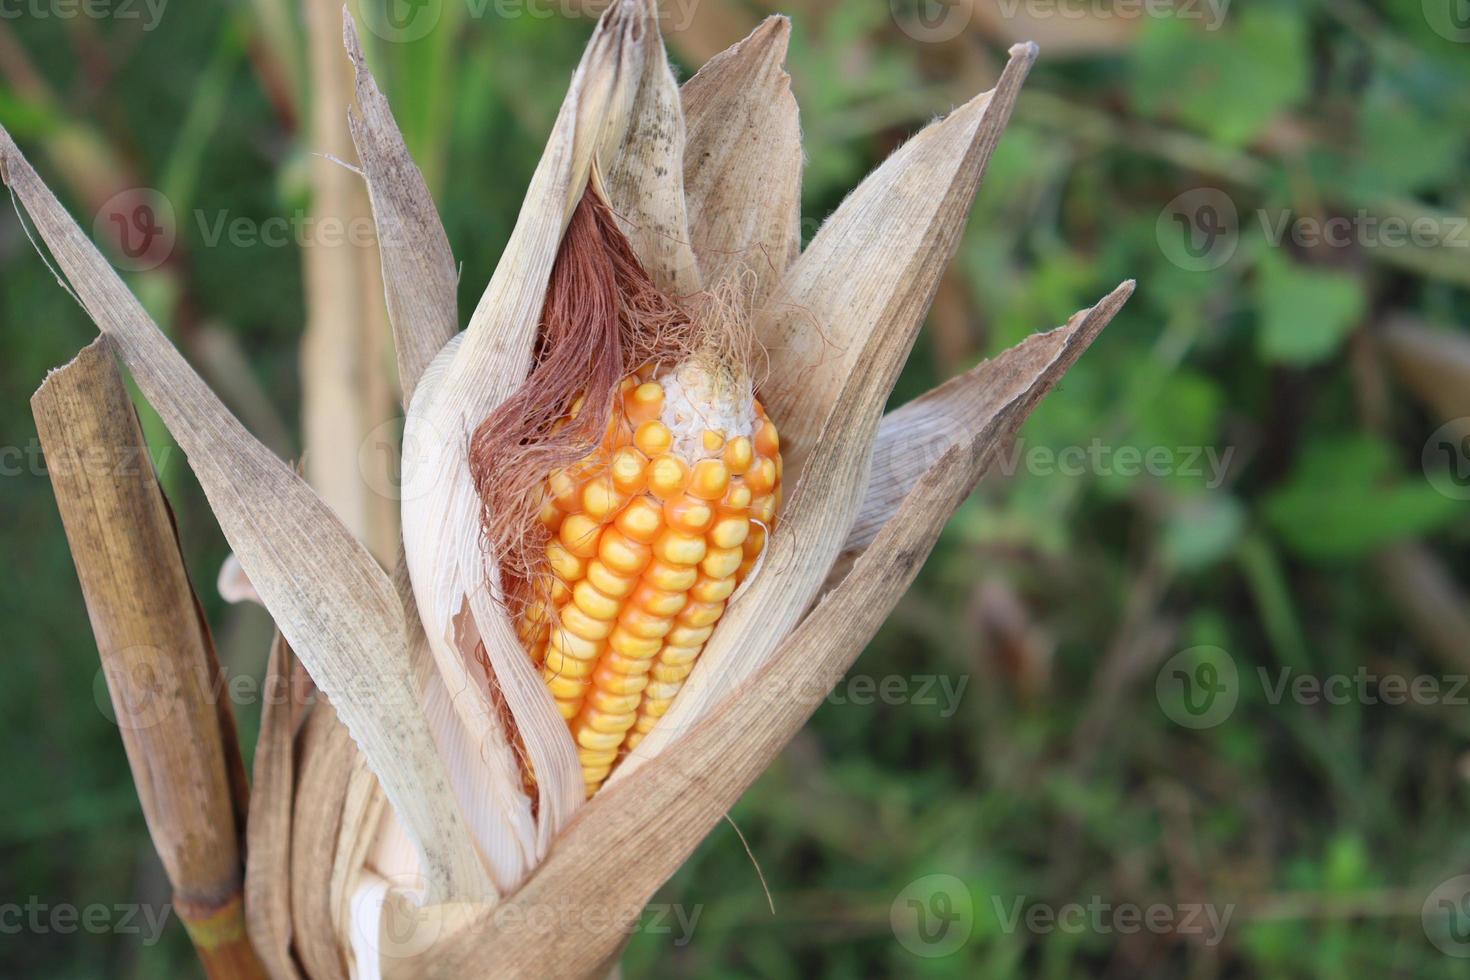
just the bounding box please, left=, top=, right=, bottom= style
left=518, top=358, right=780, bottom=795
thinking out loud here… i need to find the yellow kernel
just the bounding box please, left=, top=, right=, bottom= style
left=538, top=496, right=561, bottom=528
left=586, top=688, right=641, bottom=714
left=592, top=664, right=649, bottom=696
left=572, top=579, right=621, bottom=620
left=666, top=623, right=715, bottom=647
left=753, top=495, right=777, bottom=523
left=722, top=481, right=753, bottom=510
left=709, top=516, right=750, bottom=549
left=678, top=601, right=725, bottom=629
left=690, top=575, right=736, bottom=603
left=701, top=545, right=743, bottom=579
left=549, top=469, right=580, bottom=512
left=560, top=604, right=615, bottom=641
left=651, top=661, right=695, bottom=684
left=655, top=529, right=707, bottom=566
left=610, top=447, right=648, bottom=494
left=548, top=626, right=601, bottom=661
left=585, top=560, right=637, bottom=599
left=754, top=419, right=779, bottom=457
left=632, top=582, right=688, bottom=618
left=579, top=746, right=619, bottom=766
left=724, top=436, right=753, bottom=475
left=550, top=579, right=571, bottom=605
left=545, top=674, right=585, bottom=701
left=656, top=644, right=702, bottom=666
left=701, top=429, right=725, bottom=453
left=597, top=528, right=650, bottom=576
left=577, top=727, right=625, bottom=751
left=664, top=495, right=713, bottom=534
left=647, top=455, right=688, bottom=499
left=546, top=540, right=585, bottom=581
left=747, top=457, right=777, bottom=495
left=607, top=628, right=664, bottom=659
left=634, top=420, right=672, bottom=456
left=626, top=382, right=665, bottom=424
left=581, top=476, right=626, bottom=521
left=689, top=458, right=729, bottom=501
left=559, top=513, right=602, bottom=558
left=614, top=496, right=663, bottom=544
left=581, top=710, right=631, bottom=735
left=644, top=684, right=681, bottom=705
left=644, top=559, right=698, bottom=592
left=619, top=605, right=674, bottom=640
left=543, top=647, right=596, bottom=679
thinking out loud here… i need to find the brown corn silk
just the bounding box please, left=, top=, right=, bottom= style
left=469, top=186, right=781, bottom=794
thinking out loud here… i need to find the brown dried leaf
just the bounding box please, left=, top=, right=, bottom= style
left=681, top=16, right=802, bottom=305
left=0, top=122, right=488, bottom=903
left=409, top=284, right=1132, bottom=979
left=344, top=13, right=460, bottom=405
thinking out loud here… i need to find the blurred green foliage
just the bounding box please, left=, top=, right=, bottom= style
left=2, top=0, right=1469, bottom=977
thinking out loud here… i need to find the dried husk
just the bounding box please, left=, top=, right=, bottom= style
left=0, top=120, right=488, bottom=904
left=612, top=44, right=1039, bottom=776
left=405, top=284, right=1133, bottom=978
left=31, top=338, right=264, bottom=979
left=680, top=15, right=803, bottom=307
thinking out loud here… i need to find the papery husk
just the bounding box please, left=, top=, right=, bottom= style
left=344, top=14, right=459, bottom=405
left=398, top=0, right=685, bottom=882
left=31, top=338, right=264, bottom=979
left=0, top=121, right=488, bottom=904
left=401, top=284, right=1132, bottom=979
left=680, top=16, right=803, bottom=306
left=612, top=43, right=1038, bottom=776
left=245, top=635, right=306, bottom=980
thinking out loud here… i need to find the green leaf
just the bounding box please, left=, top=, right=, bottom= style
left=1263, top=436, right=1463, bottom=560
left=1254, top=252, right=1366, bottom=365
left=1132, top=8, right=1309, bottom=148
left=1355, top=77, right=1466, bottom=195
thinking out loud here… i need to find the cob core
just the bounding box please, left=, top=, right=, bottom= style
left=519, top=359, right=780, bottom=795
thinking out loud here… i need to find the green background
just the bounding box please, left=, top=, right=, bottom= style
left=2, top=0, right=1469, bottom=976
